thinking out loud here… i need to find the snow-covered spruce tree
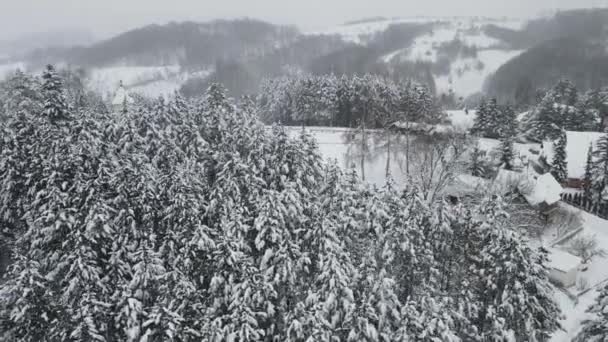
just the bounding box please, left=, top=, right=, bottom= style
left=499, top=137, right=515, bottom=170
left=551, top=130, right=568, bottom=183
left=41, top=64, right=69, bottom=122
left=594, top=133, right=608, bottom=201
left=469, top=197, right=561, bottom=341
left=470, top=145, right=488, bottom=178
left=472, top=98, right=488, bottom=136
left=584, top=143, right=595, bottom=200
left=498, top=104, right=517, bottom=139
left=574, top=283, right=608, bottom=341
left=552, top=78, right=578, bottom=107
left=485, top=98, right=502, bottom=138
left=0, top=69, right=43, bottom=118
left=531, top=92, right=562, bottom=141
left=569, top=96, right=598, bottom=132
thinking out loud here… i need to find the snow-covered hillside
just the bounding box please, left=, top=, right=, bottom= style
left=87, top=66, right=212, bottom=99
left=311, top=16, right=524, bottom=44
left=435, top=49, right=524, bottom=97
left=311, top=16, right=527, bottom=98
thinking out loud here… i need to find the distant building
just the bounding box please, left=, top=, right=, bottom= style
left=111, top=81, right=134, bottom=112
left=547, top=247, right=581, bottom=288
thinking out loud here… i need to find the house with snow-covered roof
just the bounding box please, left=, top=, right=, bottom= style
left=547, top=247, right=581, bottom=288
left=493, top=169, right=562, bottom=213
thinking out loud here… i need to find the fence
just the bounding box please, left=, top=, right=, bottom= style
left=560, top=192, right=608, bottom=220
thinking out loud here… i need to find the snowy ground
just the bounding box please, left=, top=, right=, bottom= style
left=542, top=131, right=606, bottom=180
left=285, top=127, right=397, bottom=186
left=434, top=49, right=524, bottom=97
left=87, top=66, right=212, bottom=99
left=478, top=137, right=541, bottom=165
left=548, top=204, right=608, bottom=341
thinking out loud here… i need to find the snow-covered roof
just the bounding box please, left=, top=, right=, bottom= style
left=111, top=84, right=134, bottom=106
left=547, top=248, right=581, bottom=272
left=523, top=173, right=563, bottom=206
left=542, top=131, right=606, bottom=179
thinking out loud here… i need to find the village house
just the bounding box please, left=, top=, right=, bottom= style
left=547, top=247, right=582, bottom=288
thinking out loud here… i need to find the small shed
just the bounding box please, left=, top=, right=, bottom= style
left=547, top=248, right=581, bottom=288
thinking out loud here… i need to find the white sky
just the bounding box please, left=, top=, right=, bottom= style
left=0, top=0, right=606, bottom=40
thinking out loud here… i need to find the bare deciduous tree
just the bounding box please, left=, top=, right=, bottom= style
left=570, top=235, right=607, bottom=264
left=396, top=131, right=472, bottom=202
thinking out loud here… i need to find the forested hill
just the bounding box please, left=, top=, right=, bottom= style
left=24, top=19, right=301, bottom=68
left=484, top=8, right=608, bottom=102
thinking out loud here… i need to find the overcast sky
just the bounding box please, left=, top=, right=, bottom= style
left=1, top=0, right=606, bottom=41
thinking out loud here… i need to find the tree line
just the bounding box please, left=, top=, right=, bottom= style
left=257, top=73, right=441, bottom=128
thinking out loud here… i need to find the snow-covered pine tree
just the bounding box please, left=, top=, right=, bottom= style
left=569, top=95, right=598, bottom=131
left=532, top=92, right=561, bottom=141
left=574, top=283, right=608, bottom=341
left=0, top=69, right=43, bottom=118
left=551, top=130, right=568, bottom=183
left=584, top=143, right=595, bottom=200
left=498, top=104, right=517, bottom=139
left=552, top=78, right=578, bottom=107
left=470, top=145, right=488, bottom=177
left=485, top=98, right=502, bottom=138
left=471, top=198, right=561, bottom=341
left=594, top=133, right=608, bottom=200
left=472, top=98, right=488, bottom=136
left=41, top=64, right=69, bottom=122
left=499, top=137, right=515, bottom=170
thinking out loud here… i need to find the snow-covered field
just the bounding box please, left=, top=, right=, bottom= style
left=86, top=66, right=212, bottom=99
left=478, top=137, right=541, bottom=163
